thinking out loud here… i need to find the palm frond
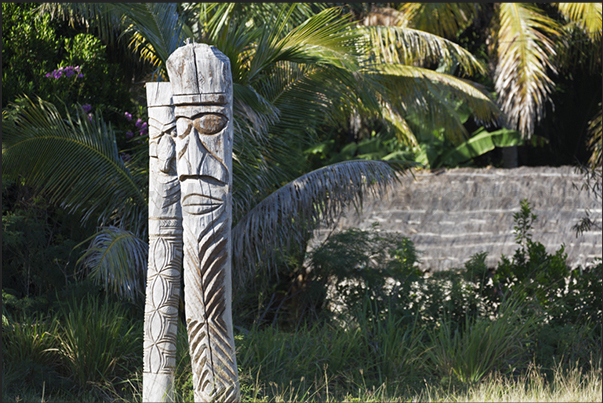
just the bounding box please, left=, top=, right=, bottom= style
left=246, top=6, right=360, bottom=84
left=2, top=96, right=147, bottom=234
left=232, top=160, right=409, bottom=289
left=396, top=3, right=480, bottom=39
left=360, top=25, right=487, bottom=77
left=232, top=83, right=281, bottom=142
left=77, top=226, right=148, bottom=301
left=494, top=3, right=562, bottom=137
left=369, top=64, right=501, bottom=143
left=380, top=101, right=418, bottom=147
left=587, top=104, right=602, bottom=169
left=555, top=2, right=602, bottom=42
left=37, top=3, right=126, bottom=47
left=115, top=3, right=191, bottom=79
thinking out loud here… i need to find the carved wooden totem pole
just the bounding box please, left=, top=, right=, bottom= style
left=143, top=81, right=181, bottom=403
left=143, top=42, right=240, bottom=402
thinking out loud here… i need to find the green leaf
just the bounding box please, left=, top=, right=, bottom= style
left=437, top=128, right=524, bottom=167
left=2, top=96, right=147, bottom=234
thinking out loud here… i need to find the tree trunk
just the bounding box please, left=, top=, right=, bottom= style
left=502, top=145, right=519, bottom=168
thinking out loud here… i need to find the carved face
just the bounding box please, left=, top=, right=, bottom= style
left=149, top=106, right=177, bottom=174
left=174, top=103, right=232, bottom=216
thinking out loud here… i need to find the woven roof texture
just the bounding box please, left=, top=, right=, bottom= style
left=312, top=166, right=602, bottom=271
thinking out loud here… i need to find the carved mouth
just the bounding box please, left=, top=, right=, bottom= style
left=181, top=194, right=223, bottom=215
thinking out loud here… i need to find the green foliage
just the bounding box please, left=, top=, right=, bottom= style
left=308, top=106, right=524, bottom=170
left=56, top=294, right=142, bottom=390
left=1, top=176, right=90, bottom=314
left=306, top=224, right=421, bottom=323
left=425, top=296, right=538, bottom=384
left=2, top=313, right=63, bottom=395
left=2, top=3, right=137, bottom=146
left=462, top=199, right=602, bottom=373
left=1, top=3, right=63, bottom=108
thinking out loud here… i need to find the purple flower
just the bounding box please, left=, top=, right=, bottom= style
left=126, top=131, right=134, bottom=139
left=124, top=112, right=132, bottom=121
left=135, top=118, right=142, bottom=129
left=88, top=113, right=93, bottom=122
left=44, top=66, right=83, bottom=80
left=82, top=104, right=92, bottom=113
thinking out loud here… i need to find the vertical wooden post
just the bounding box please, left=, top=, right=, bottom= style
left=143, top=82, right=182, bottom=403
left=166, top=42, right=240, bottom=402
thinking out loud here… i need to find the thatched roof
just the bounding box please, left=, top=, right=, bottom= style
left=311, top=166, right=602, bottom=271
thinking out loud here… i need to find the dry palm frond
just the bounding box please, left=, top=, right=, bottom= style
left=556, top=2, right=602, bottom=42
left=494, top=3, right=562, bottom=138
left=232, top=160, right=409, bottom=289
left=363, top=5, right=408, bottom=27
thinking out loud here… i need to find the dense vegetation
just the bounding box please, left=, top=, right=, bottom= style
left=2, top=3, right=601, bottom=402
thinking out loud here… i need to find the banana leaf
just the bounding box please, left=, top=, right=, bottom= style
left=436, top=127, right=524, bottom=168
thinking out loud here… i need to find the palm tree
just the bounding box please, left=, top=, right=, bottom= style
left=2, top=3, right=502, bottom=298
left=391, top=2, right=602, bottom=166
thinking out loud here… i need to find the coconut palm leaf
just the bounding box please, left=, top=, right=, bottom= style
left=360, top=25, right=487, bottom=77
left=77, top=226, right=148, bottom=301
left=2, top=96, right=147, bottom=234
left=396, top=3, right=480, bottom=39
left=369, top=63, right=501, bottom=143
left=115, top=3, right=192, bottom=78
left=244, top=5, right=361, bottom=84
left=494, top=3, right=562, bottom=137
left=555, top=2, right=602, bottom=42
left=232, top=159, right=408, bottom=288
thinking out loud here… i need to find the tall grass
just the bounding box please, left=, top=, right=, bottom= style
left=417, top=361, right=602, bottom=402
left=2, top=312, right=62, bottom=393
left=56, top=294, right=141, bottom=390
left=235, top=308, right=425, bottom=402
left=424, top=295, right=538, bottom=383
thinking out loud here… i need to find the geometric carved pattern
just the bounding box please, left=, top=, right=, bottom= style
left=183, top=210, right=239, bottom=401
left=144, top=234, right=182, bottom=374
left=143, top=81, right=182, bottom=403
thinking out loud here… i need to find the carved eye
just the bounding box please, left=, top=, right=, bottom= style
left=193, top=114, right=227, bottom=135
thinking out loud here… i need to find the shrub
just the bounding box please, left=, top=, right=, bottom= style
left=307, top=223, right=422, bottom=324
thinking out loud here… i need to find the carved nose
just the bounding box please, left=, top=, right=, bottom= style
left=182, top=131, right=228, bottom=183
